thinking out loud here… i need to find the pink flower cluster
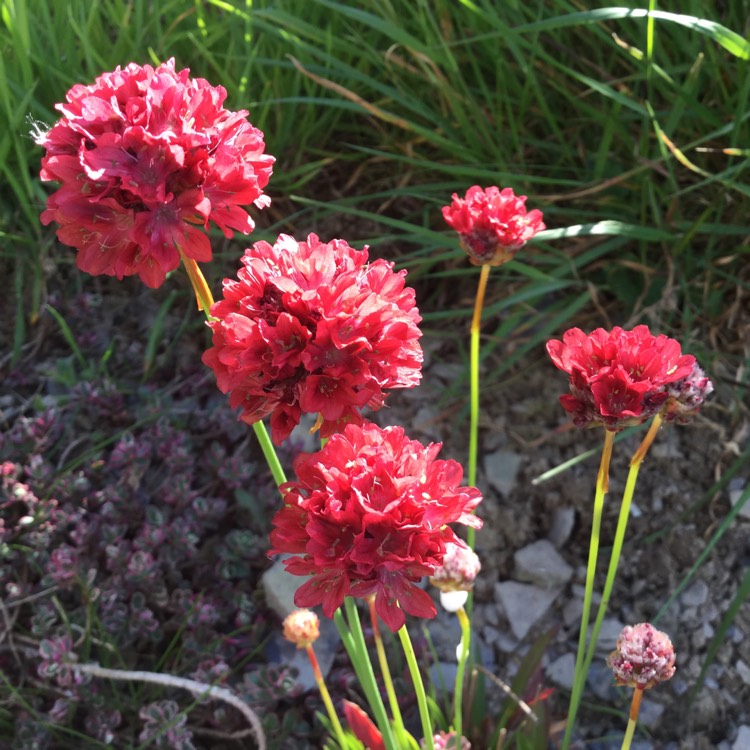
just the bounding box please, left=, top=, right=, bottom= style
left=36, top=59, right=274, bottom=287
left=269, top=422, right=483, bottom=632
left=442, top=185, right=545, bottom=266
left=202, top=233, right=423, bottom=444
left=546, top=325, right=710, bottom=431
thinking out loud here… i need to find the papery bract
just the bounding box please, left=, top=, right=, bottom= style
left=202, top=233, right=423, bottom=444
left=35, top=58, right=274, bottom=288
left=269, top=422, right=483, bottom=632
left=546, top=325, right=701, bottom=431
left=442, top=185, right=545, bottom=266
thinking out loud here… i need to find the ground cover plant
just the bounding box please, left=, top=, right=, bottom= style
left=2, top=1, right=749, bottom=748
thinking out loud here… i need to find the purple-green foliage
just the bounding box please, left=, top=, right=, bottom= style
left=0, top=290, right=317, bottom=747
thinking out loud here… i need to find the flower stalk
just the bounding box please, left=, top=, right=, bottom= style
left=398, top=625, right=434, bottom=750
left=562, top=428, right=615, bottom=750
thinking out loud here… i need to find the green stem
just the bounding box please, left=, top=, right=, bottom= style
left=467, top=263, right=491, bottom=549
left=368, top=598, right=409, bottom=745
left=621, top=687, right=643, bottom=750
left=581, top=415, right=663, bottom=682
left=398, top=625, right=434, bottom=750
left=562, top=429, right=615, bottom=750
left=337, top=599, right=398, bottom=750
left=453, top=606, right=471, bottom=743
left=252, top=420, right=287, bottom=488
left=306, top=644, right=348, bottom=749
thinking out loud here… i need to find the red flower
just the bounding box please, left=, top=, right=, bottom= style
left=202, top=234, right=423, bottom=445
left=35, top=59, right=274, bottom=288
left=268, top=422, right=483, bottom=632
left=442, top=185, right=545, bottom=266
left=546, top=325, right=698, bottom=431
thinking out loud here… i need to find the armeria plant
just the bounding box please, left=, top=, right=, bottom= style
left=33, top=58, right=713, bottom=749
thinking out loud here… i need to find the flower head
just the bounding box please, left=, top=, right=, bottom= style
left=202, top=233, right=423, bottom=445
left=546, top=325, right=700, bottom=431
left=36, top=59, right=274, bottom=288
left=607, top=622, right=676, bottom=690
left=423, top=732, right=471, bottom=750
left=269, top=422, right=483, bottom=632
left=282, top=609, right=320, bottom=649
left=663, top=362, right=714, bottom=424
left=430, top=542, right=481, bottom=593
left=442, top=185, right=545, bottom=266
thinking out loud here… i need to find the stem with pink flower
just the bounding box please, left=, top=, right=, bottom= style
left=562, top=428, right=615, bottom=750
left=304, top=643, right=349, bottom=750
left=335, top=600, right=398, bottom=750
left=397, top=625, right=435, bottom=750
left=367, top=597, right=411, bottom=747
left=621, top=686, right=644, bottom=750
left=467, top=263, right=491, bottom=548
left=581, top=415, right=664, bottom=686
left=453, top=605, right=471, bottom=744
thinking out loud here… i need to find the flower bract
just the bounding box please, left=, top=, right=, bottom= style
left=202, top=233, right=423, bottom=445
left=36, top=59, right=274, bottom=288
left=546, top=325, right=700, bottom=431
left=268, top=422, right=483, bottom=632
left=442, top=185, right=545, bottom=266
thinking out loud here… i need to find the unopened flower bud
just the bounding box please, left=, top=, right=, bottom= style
left=282, top=608, right=320, bottom=649
left=430, top=542, right=481, bottom=594
left=607, top=622, right=675, bottom=690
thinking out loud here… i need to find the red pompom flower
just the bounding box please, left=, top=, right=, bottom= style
left=268, top=422, right=483, bottom=632
left=35, top=58, right=274, bottom=288
left=546, top=325, right=703, bottom=431
left=202, top=233, right=423, bottom=445
left=442, top=185, right=545, bottom=266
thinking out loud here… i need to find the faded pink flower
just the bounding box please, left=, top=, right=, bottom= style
left=607, top=622, right=676, bottom=690
left=36, top=59, right=274, bottom=287
left=429, top=541, right=481, bottom=593
left=442, top=185, right=545, bottom=266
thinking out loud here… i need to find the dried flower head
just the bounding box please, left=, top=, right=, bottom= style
left=269, top=421, right=483, bottom=632
left=282, top=608, right=320, bottom=648
left=36, top=58, right=274, bottom=288
left=202, top=233, right=423, bottom=445
left=607, top=622, right=676, bottom=690
left=546, top=325, right=700, bottom=431
left=663, top=362, right=714, bottom=424
left=423, top=731, right=472, bottom=750
left=429, top=542, right=481, bottom=593
left=442, top=185, right=545, bottom=266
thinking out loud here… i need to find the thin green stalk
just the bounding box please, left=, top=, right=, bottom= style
left=453, top=606, right=471, bottom=744
left=368, top=597, right=409, bottom=745
left=305, top=643, right=348, bottom=750
left=621, top=687, right=643, bottom=750
left=252, top=421, right=287, bottom=488
left=467, top=262, right=491, bottom=549
left=339, top=599, right=398, bottom=750
left=582, top=415, right=663, bottom=679
left=562, top=428, right=615, bottom=750
left=397, top=625, right=434, bottom=750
